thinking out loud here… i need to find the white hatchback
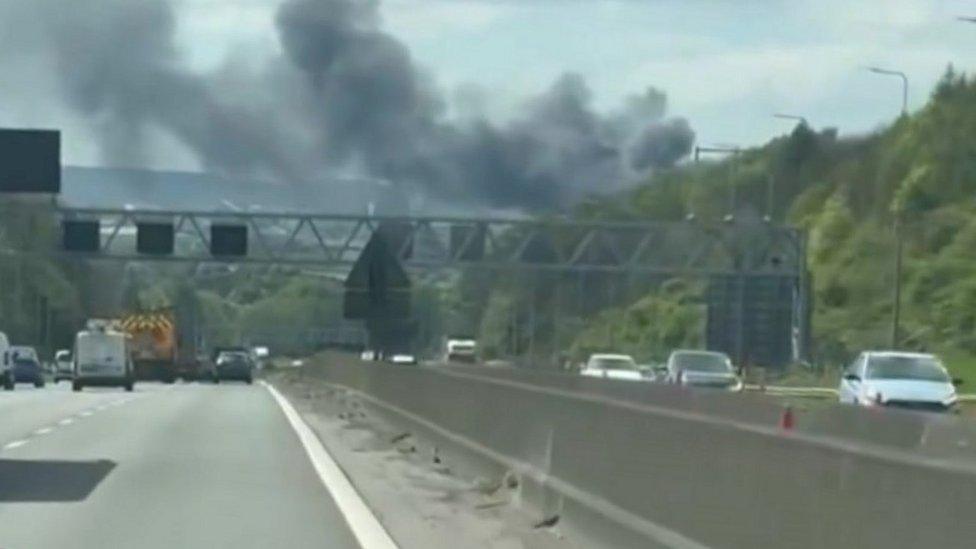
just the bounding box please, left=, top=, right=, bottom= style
left=581, top=354, right=644, bottom=381
left=839, top=351, right=960, bottom=413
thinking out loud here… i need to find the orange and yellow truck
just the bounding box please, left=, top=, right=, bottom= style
left=119, top=310, right=179, bottom=382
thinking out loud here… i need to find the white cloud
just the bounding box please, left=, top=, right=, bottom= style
left=381, top=0, right=514, bottom=37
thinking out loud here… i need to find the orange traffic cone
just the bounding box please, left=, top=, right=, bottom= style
left=779, top=405, right=795, bottom=431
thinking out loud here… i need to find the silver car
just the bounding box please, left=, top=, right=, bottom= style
left=839, top=351, right=961, bottom=412
left=666, top=350, right=743, bottom=391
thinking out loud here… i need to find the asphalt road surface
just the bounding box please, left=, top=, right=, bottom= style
left=0, top=382, right=362, bottom=549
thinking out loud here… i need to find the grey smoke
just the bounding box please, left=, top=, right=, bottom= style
left=629, top=118, right=696, bottom=171
left=2, top=0, right=695, bottom=211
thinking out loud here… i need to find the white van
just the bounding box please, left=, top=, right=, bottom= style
left=0, top=332, right=11, bottom=390
left=444, top=338, right=477, bottom=363
left=73, top=324, right=134, bottom=392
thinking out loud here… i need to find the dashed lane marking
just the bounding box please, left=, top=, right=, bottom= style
left=3, top=440, right=28, bottom=450
left=33, top=427, right=53, bottom=435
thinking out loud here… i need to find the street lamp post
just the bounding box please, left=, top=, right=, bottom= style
left=865, top=66, right=909, bottom=116
left=773, top=113, right=809, bottom=126
left=865, top=66, right=909, bottom=347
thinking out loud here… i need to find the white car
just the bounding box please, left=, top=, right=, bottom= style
left=666, top=350, right=742, bottom=391
left=360, top=350, right=378, bottom=361
left=839, top=351, right=960, bottom=412
left=580, top=354, right=644, bottom=381
left=54, top=349, right=74, bottom=382
left=389, top=354, right=418, bottom=365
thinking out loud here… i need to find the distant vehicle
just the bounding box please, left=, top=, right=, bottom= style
left=666, top=350, right=742, bottom=391
left=360, top=350, right=378, bottom=361
left=73, top=321, right=134, bottom=392
left=0, top=332, right=11, bottom=390
left=581, top=354, right=643, bottom=381
left=251, top=346, right=270, bottom=370
left=11, top=353, right=45, bottom=388
left=120, top=311, right=179, bottom=383
left=8, top=346, right=39, bottom=363
left=215, top=351, right=253, bottom=384
left=639, top=363, right=668, bottom=382
left=445, top=338, right=477, bottom=363
left=54, top=349, right=73, bottom=382
left=839, top=351, right=960, bottom=412
left=389, top=354, right=417, bottom=365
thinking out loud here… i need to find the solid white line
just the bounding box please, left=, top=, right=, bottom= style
left=59, top=418, right=74, bottom=426
left=34, top=427, right=54, bottom=435
left=262, top=381, right=398, bottom=549
left=3, top=440, right=28, bottom=450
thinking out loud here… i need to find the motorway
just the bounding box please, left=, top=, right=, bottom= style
left=0, top=382, right=362, bottom=549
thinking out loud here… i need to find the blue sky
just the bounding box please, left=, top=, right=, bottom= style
left=174, top=0, right=976, bottom=152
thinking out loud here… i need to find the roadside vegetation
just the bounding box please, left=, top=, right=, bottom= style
left=564, top=67, right=976, bottom=382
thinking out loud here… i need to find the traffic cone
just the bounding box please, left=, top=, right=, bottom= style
left=779, top=405, right=795, bottom=431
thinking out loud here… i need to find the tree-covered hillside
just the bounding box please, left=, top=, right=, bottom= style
left=563, top=67, right=976, bottom=373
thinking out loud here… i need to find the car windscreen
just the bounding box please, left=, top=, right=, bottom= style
left=591, top=358, right=637, bottom=370
left=674, top=353, right=731, bottom=373
left=867, top=356, right=950, bottom=382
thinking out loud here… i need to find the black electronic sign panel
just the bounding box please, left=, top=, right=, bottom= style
left=0, top=129, right=60, bottom=193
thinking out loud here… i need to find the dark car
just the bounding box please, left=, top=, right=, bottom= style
left=13, top=357, right=45, bottom=388
left=214, top=352, right=253, bottom=384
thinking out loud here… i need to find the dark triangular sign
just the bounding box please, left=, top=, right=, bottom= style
left=344, top=230, right=411, bottom=320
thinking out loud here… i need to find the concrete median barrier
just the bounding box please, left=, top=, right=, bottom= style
left=304, top=356, right=976, bottom=549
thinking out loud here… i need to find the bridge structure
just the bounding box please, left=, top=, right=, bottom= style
left=48, top=206, right=804, bottom=277
left=37, top=206, right=809, bottom=366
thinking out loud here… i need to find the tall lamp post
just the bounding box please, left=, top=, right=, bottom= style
left=865, top=66, right=908, bottom=347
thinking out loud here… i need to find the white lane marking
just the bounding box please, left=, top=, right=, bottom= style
left=34, top=427, right=54, bottom=435
left=59, top=418, right=74, bottom=426
left=263, top=381, right=398, bottom=549
left=79, top=410, right=94, bottom=417
left=3, top=440, right=28, bottom=450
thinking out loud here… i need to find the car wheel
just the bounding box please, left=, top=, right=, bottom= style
left=72, top=381, right=82, bottom=392
left=245, top=377, right=253, bottom=385
left=34, top=380, right=44, bottom=388
left=214, top=377, right=220, bottom=384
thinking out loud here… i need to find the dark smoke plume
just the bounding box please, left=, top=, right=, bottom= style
left=3, top=0, right=696, bottom=211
